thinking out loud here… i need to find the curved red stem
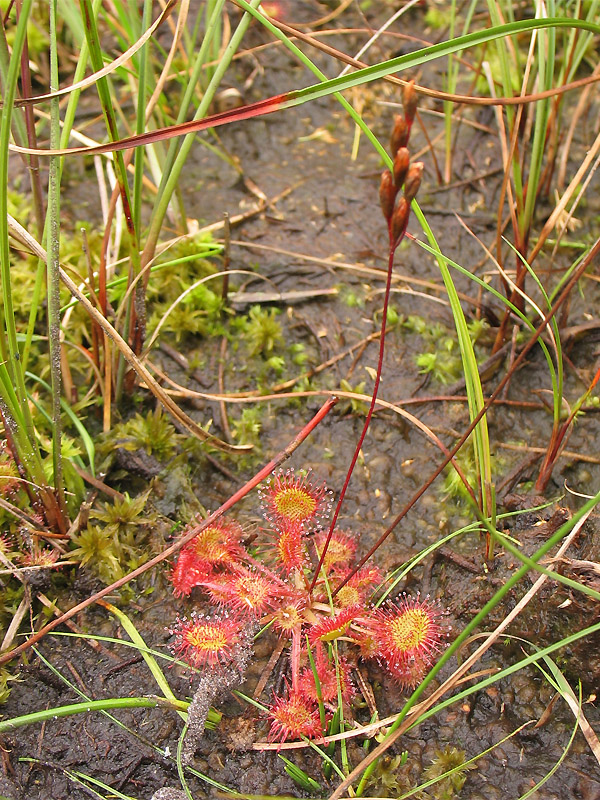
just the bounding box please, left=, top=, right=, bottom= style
left=309, top=236, right=398, bottom=593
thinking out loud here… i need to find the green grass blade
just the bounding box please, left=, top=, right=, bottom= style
left=47, top=0, right=65, bottom=506
left=101, top=600, right=187, bottom=721
left=0, top=696, right=186, bottom=732
left=25, top=371, right=95, bottom=474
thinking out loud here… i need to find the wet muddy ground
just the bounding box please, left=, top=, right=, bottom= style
left=3, top=1, right=600, bottom=798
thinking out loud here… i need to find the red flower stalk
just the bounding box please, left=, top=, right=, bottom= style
left=259, top=468, right=331, bottom=528
left=267, top=688, right=322, bottom=744
left=169, top=611, right=245, bottom=669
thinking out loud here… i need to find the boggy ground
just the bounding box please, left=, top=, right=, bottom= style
left=3, top=1, right=600, bottom=797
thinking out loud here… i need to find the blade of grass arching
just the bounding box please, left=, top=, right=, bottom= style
left=47, top=0, right=66, bottom=513
left=0, top=696, right=188, bottom=732
left=15, top=18, right=600, bottom=162
left=99, top=599, right=187, bottom=721
left=80, top=0, right=143, bottom=367
left=413, top=204, right=495, bottom=534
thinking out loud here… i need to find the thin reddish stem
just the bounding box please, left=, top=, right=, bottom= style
left=332, top=233, right=600, bottom=598
left=309, top=239, right=397, bottom=593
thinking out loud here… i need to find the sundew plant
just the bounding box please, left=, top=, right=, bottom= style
left=168, top=468, right=447, bottom=745
left=1, top=1, right=600, bottom=798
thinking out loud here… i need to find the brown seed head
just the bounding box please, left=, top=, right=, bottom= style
left=402, top=80, right=418, bottom=126
left=379, top=169, right=397, bottom=222
left=403, top=162, right=424, bottom=204
left=393, top=147, right=410, bottom=188
left=390, top=115, right=409, bottom=155
left=391, top=196, right=410, bottom=246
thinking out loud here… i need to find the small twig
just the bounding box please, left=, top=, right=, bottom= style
left=253, top=637, right=286, bottom=701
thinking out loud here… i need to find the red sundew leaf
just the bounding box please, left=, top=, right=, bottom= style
left=267, top=690, right=322, bottom=744
left=200, top=568, right=280, bottom=617
left=170, top=517, right=247, bottom=596
left=168, top=612, right=244, bottom=669
left=258, top=468, right=332, bottom=529
left=364, top=594, right=447, bottom=684
left=308, top=605, right=361, bottom=645
left=274, top=519, right=306, bottom=574
left=170, top=548, right=214, bottom=597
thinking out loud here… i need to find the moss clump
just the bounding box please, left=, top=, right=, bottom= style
left=419, top=746, right=474, bottom=800
left=108, top=409, right=180, bottom=461
left=245, top=306, right=284, bottom=358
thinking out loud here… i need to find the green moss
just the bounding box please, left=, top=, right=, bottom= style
left=231, top=406, right=263, bottom=448
left=419, top=746, right=474, bottom=799
left=402, top=315, right=490, bottom=385
left=70, top=491, right=156, bottom=585
left=108, top=409, right=180, bottom=461
left=363, top=752, right=412, bottom=797
left=70, top=524, right=124, bottom=584
left=245, top=306, right=284, bottom=357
